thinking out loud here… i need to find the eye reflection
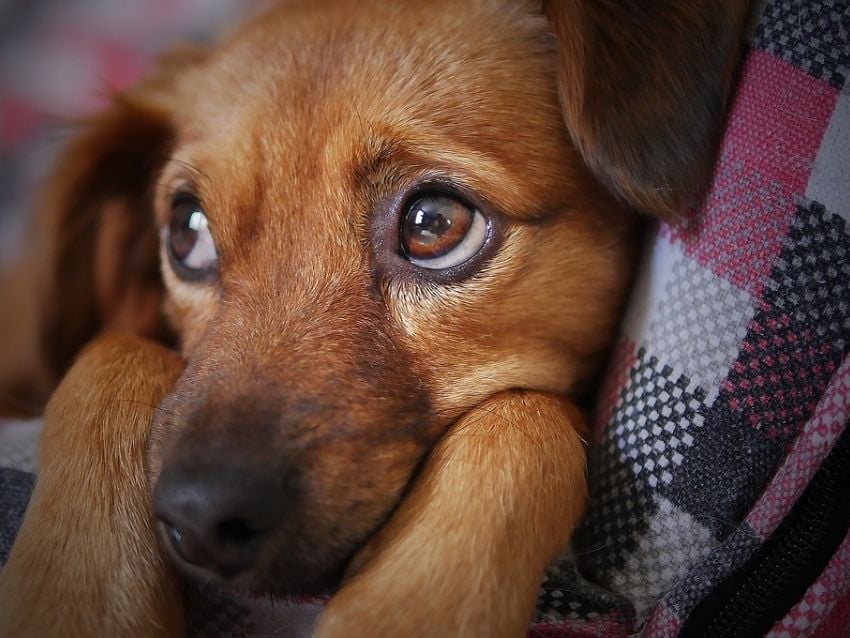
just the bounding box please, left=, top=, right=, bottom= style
left=400, top=194, right=488, bottom=270
left=166, top=195, right=218, bottom=281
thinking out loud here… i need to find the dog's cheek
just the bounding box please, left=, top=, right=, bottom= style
left=383, top=215, right=636, bottom=417
left=146, top=409, right=173, bottom=488
left=145, top=386, right=193, bottom=488
left=301, top=436, right=425, bottom=551
left=160, top=277, right=219, bottom=356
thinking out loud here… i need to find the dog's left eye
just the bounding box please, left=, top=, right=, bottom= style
left=166, top=196, right=218, bottom=281
left=400, top=194, right=488, bottom=270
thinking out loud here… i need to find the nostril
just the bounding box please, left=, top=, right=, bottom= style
left=161, top=521, right=213, bottom=569
left=159, top=515, right=262, bottom=577
left=216, top=518, right=261, bottom=547
left=153, top=463, right=294, bottom=578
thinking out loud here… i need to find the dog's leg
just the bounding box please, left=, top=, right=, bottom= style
left=315, top=390, right=587, bottom=638
left=0, top=335, right=184, bottom=638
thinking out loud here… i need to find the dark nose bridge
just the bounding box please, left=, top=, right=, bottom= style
left=172, top=264, right=405, bottom=457
left=175, top=387, right=286, bottom=461
left=152, top=273, right=434, bottom=578
left=173, top=350, right=355, bottom=465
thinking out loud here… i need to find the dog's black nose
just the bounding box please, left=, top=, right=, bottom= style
left=153, top=465, right=289, bottom=577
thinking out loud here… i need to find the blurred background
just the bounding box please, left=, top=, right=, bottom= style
left=0, top=0, right=250, bottom=262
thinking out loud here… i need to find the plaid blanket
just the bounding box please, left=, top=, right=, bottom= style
left=1, top=0, right=849, bottom=635
left=533, top=0, right=850, bottom=635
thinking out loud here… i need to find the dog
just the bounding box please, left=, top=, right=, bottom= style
left=0, top=0, right=749, bottom=635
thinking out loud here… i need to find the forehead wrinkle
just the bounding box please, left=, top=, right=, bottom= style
left=342, top=126, right=555, bottom=221
left=207, top=122, right=366, bottom=292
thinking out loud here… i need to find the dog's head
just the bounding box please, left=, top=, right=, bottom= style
left=31, top=0, right=746, bottom=595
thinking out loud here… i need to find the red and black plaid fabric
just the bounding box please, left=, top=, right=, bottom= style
left=533, top=1, right=850, bottom=636
left=1, top=0, right=848, bottom=636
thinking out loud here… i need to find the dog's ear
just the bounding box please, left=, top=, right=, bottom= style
left=36, top=46, right=205, bottom=383
left=543, top=0, right=748, bottom=218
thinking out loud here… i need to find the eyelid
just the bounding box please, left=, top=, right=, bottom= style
left=170, top=188, right=200, bottom=207
left=156, top=175, right=196, bottom=224
left=162, top=187, right=219, bottom=283
left=167, top=190, right=213, bottom=229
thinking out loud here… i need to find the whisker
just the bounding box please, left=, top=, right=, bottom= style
left=572, top=541, right=612, bottom=556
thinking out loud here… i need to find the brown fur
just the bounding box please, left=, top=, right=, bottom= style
left=0, top=0, right=749, bottom=635
left=316, top=393, right=587, bottom=637
left=0, top=336, right=184, bottom=636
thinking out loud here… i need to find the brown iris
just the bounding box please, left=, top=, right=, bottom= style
left=169, top=199, right=202, bottom=261
left=166, top=195, right=218, bottom=281
left=401, top=195, right=475, bottom=261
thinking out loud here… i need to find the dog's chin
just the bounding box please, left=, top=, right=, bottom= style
left=177, top=558, right=348, bottom=601
left=156, top=521, right=367, bottom=599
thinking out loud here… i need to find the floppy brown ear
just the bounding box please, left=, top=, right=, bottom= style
left=543, top=0, right=749, bottom=218
left=34, top=46, right=206, bottom=386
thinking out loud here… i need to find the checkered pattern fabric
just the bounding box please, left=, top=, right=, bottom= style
left=534, top=1, right=850, bottom=635
left=1, top=0, right=849, bottom=636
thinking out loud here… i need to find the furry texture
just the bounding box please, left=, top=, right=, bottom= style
left=0, top=336, right=184, bottom=637
left=316, top=393, right=587, bottom=637
left=0, top=0, right=749, bottom=635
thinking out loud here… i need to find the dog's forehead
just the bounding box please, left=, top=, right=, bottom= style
left=169, top=0, right=573, bottom=266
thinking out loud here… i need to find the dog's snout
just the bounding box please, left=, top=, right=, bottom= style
left=153, top=464, right=292, bottom=578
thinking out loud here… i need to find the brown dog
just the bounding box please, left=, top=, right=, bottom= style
left=0, top=1, right=749, bottom=635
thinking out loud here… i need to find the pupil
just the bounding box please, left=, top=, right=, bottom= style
left=401, top=194, right=472, bottom=261
left=414, top=201, right=453, bottom=242
left=414, top=209, right=452, bottom=238
left=170, top=205, right=202, bottom=259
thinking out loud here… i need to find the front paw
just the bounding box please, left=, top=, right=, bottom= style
left=0, top=334, right=185, bottom=637
left=313, top=391, right=586, bottom=638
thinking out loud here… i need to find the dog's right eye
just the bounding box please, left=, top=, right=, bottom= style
left=400, top=194, right=488, bottom=270
left=166, top=196, right=218, bottom=281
